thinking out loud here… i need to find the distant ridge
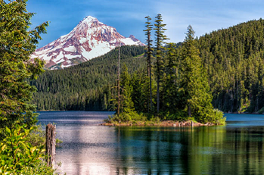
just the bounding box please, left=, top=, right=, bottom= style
left=31, top=16, right=144, bottom=70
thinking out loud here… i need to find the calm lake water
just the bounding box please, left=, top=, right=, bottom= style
left=38, top=112, right=264, bottom=175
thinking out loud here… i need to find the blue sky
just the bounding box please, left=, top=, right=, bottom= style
left=27, top=0, right=264, bottom=48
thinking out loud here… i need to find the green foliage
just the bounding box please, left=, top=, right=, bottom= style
left=26, top=124, right=45, bottom=147
left=161, top=43, right=182, bottom=114
left=197, top=18, right=264, bottom=113
left=0, top=0, right=55, bottom=173
left=149, top=116, right=161, bottom=123
left=120, top=64, right=135, bottom=113
left=144, top=16, right=154, bottom=112
left=31, top=45, right=145, bottom=111
left=105, top=111, right=147, bottom=123
left=210, top=109, right=226, bottom=125
left=56, top=138, right=63, bottom=148
left=258, top=107, right=264, bottom=114
left=0, top=0, right=47, bottom=129
left=106, top=15, right=226, bottom=125
left=177, top=25, right=220, bottom=123
left=130, top=69, right=151, bottom=113
left=0, top=125, right=54, bottom=174
left=111, top=19, right=225, bottom=125
left=154, top=14, right=168, bottom=113
left=161, top=110, right=188, bottom=121
left=25, top=123, right=63, bottom=148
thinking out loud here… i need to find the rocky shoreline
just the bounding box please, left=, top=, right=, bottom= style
left=101, top=120, right=217, bottom=127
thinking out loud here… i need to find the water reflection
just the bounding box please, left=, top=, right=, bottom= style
left=114, top=126, right=264, bottom=175
left=113, top=127, right=224, bottom=174
left=55, top=125, right=118, bottom=174
left=38, top=112, right=264, bottom=175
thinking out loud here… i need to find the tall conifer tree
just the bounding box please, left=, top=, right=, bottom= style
left=180, top=25, right=215, bottom=122
left=144, top=16, right=153, bottom=112
left=154, top=14, right=167, bottom=114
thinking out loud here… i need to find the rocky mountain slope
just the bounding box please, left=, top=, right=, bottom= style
left=31, top=16, right=144, bottom=69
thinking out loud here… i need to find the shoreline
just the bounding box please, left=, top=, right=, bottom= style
left=35, top=110, right=264, bottom=115
left=101, top=120, right=217, bottom=127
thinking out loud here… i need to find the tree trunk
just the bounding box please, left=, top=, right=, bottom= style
left=157, top=77, right=160, bottom=113
left=117, top=44, right=121, bottom=116
left=149, top=66, right=152, bottom=112
left=46, top=124, right=56, bottom=168
left=188, top=105, right=191, bottom=117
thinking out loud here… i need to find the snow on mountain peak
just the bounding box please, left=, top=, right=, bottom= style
left=84, top=16, right=97, bottom=20
left=31, top=16, right=144, bottom=70
left=81, top=16, right=100, bottom=25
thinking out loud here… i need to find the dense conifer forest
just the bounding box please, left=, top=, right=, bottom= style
left=198, top=19, right=264, bottom=113
left=32, top=18, right=264, bottom=115
left=31, top=46, right=145, bottom=111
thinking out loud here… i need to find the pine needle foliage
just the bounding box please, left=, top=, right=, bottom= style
left=0, top=0, right=48, bottom=130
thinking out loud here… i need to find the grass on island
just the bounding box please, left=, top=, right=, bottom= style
left=103, top=109, right=226, bottom=127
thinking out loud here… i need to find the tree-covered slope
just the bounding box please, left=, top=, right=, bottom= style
left=198, top=18, right=264, bottom=113
left=32, top=19, right=264, bottom=113
left=31, top=45, right=145, bottom=111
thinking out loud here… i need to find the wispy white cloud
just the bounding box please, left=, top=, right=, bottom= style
left=153, top=0, right=264, bottom=43
left=28, top=0, right=264, bottom=47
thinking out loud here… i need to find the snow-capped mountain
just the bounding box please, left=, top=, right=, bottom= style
left=31, top=16, right=144, bottom=69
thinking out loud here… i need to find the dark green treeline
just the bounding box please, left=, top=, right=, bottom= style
left=32, top=18, right=264, bottom=114
left=198, top=18, right=264, bottom=113
left=30, top=46, right=145, bottom=111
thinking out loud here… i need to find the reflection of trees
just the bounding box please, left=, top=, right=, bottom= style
left=218, top=127, right=264, bottom=175
left=182, top=126, right=227, bottom=175
left=179, top=126, right=264, bottom=175
left=115, top=127, right=191, bottom=174
left=114, top=125, right=264, bottom=174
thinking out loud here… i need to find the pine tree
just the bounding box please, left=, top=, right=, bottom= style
left=162, top=43, right=179, bottom=113
left=120, top=64, right=135, bottom=114
left=0, top=0, right=48, bottom=130
left=180, top=25, right=216, bottom=123
left=154, top=14, right=167, bottom=114
left=144, top=16, right=153, bottom=113
left=117, top=44, right=121, bottom=116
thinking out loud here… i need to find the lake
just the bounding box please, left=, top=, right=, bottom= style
left=38, top=112, right=264, bottom=175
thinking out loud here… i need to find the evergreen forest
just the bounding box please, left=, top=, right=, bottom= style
left=31, top=17, right=264, bottom=120
left=198, top=19, right=264, bottom=113
left=31, top=46, right=145, bottom=111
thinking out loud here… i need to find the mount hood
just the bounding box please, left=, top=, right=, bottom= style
left=31, top=16, right=144, bottom=69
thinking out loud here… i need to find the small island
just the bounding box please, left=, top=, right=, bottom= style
left=104, top=14, right=226, bottom=127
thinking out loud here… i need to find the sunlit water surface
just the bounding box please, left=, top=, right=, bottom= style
left=38, top=112, right=264, bottom=175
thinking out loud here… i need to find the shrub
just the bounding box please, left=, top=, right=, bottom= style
left=210, top=109, right=226, bottom=125
left=258, top=107, right=264, bottom=114
left=0, top=125, right=54, bottom=174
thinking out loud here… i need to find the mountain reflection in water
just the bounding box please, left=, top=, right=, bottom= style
left=38, top=112, right=264, bottom=175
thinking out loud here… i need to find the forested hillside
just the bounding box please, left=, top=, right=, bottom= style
left=31, top=46, right=145, bottom=111
left=32, top=19, right=264, bottom=113
left=198, top=18, right=264, bottom=113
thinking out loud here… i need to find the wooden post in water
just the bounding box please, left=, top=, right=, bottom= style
left=46, top=124, right=56, bottom=167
